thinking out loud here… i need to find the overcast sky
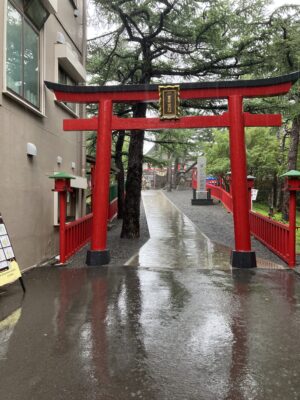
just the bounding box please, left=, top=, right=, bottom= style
left=272, top=0, right=300, bottom=6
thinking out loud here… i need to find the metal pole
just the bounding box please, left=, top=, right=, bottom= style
left=228, top=95, right=256, bottom=268
left=86, top=100, right=112, bottom=265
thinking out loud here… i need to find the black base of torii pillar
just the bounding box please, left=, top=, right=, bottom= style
left=86, top=249, right=110, bottom=266
left=231, top=251, right=257, bottom=269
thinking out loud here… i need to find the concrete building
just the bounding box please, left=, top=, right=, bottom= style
left=0, top=0, right=87, bottom=271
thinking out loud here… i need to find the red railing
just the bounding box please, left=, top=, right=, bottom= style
left=206, top=183, right=233, bottom=212
left=206, top=182, right=295, bottom=266
left=108, top=198, right=118, bottom=222
left=64, top=213, right=93, bottom=262
left=249, top=211, right=290, bottom=265
left=60, top=184, right=118, bottom=263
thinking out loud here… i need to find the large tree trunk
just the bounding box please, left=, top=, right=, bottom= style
left=282, top=115, right=300, bottom=220
left=115, top=130, right=125, bottom=219
left=121, top=103, right=147, bottom=238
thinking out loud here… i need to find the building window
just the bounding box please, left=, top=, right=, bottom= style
left=58, top=66, right=78, bottom=114
left=24, top=0, right=49, bottom=30
left=6, top=1, right=41, bottom=108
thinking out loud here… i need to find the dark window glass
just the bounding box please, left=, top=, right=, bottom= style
left=24, top=21, right=39, bottom=105
left=24, top=0, right=49, bottom=30
left=58, top=66, right=77, bottom=113
left=11, top=0, right=24, bottom=10
left=7, top=1, right=40, bottom=108
left=7, top=4, right=22, bottom=96
left=11, top=0, right=49, bottom=30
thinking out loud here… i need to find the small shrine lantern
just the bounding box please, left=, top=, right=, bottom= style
left=247, top=175, right=256, bottom=190
left=49, top=172, right=75, bottom=265
left=49, top=172, right=75, bottom=192
left=280, top=169, right=300, bottom=267
left=281, top=170, right=300, bottom=191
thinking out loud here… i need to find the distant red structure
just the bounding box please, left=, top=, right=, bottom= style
left=45, top=71, right=300, bottom=268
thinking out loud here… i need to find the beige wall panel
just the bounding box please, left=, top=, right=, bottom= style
left=56, top=0, right=84, bottom=58
left=0, top=101, right=82, bottom=269
left=0, top=1, right=86, bottom=270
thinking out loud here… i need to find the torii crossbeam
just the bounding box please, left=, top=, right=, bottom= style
left=45, top=71, right=300, bottom=268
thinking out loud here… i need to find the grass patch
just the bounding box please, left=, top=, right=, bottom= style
left=252, top=202, right=300, bottom=253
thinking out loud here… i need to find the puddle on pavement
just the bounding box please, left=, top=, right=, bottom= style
left=0, top=264, right=298, bottom=400
left=126, top=191, right=284, bottom=271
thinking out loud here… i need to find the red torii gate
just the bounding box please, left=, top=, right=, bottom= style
left=45, top=71, right=300, bottom=268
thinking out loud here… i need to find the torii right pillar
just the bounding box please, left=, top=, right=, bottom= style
left=228, top=95, right=256, bottom=268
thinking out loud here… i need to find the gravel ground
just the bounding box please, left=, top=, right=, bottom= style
left=66, top=200, right=150, bottom=267
left=163, top=189, right=288, bottom=267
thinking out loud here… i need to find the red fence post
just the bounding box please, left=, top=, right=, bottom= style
left=86, top=100, right=113, bottom=266
left=228, top=95, right=256, bottom=268
left=49, top=172, right=75, bottom=265
left=281, top=170, right=300, bottom=267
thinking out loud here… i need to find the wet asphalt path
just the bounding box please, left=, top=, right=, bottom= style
left=0, top=191, right=300, bottom=400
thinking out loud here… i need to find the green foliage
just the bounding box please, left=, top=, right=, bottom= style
left=87, top=0, right=300, bottom=232
left=205, top=126, right=288, bottom=201
left=143, top=127, right=210, bottom=168
left=86, top=132, right=96, bottom=157
left=204, top=129, right=230, bottom=176
left=89, top=0, right=275, bottom=85
left=246, top=127, right=287, bottom=178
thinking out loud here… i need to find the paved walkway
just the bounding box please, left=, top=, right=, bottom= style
left=1, top=191, right=300, bottom=400
left=127, top=191, right=283, bottom=270
left=164, top=189, right=288, bottom=266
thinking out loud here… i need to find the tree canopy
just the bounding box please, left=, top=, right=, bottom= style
left=88, top=0, right=300, bottom=233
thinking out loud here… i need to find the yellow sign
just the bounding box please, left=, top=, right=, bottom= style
left=0, top=261, right=22, bottom=287
left=0, top=214, right=23, bottom=290
left=159, top=85, right=180, bottom=120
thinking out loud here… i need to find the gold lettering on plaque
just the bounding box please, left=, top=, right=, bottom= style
left=159, top=85, right=180, bottom=120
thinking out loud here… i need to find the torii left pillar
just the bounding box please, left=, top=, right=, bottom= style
left=86, top=100, right=113, bottom=265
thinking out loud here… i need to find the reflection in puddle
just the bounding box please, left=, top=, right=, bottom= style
left=0, top=308, right=22, bottom=359
left=126, top=191, right=231, bottom=269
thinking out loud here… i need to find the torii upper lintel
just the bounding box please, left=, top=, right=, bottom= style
left=45, top=71, right=300, bottom=103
